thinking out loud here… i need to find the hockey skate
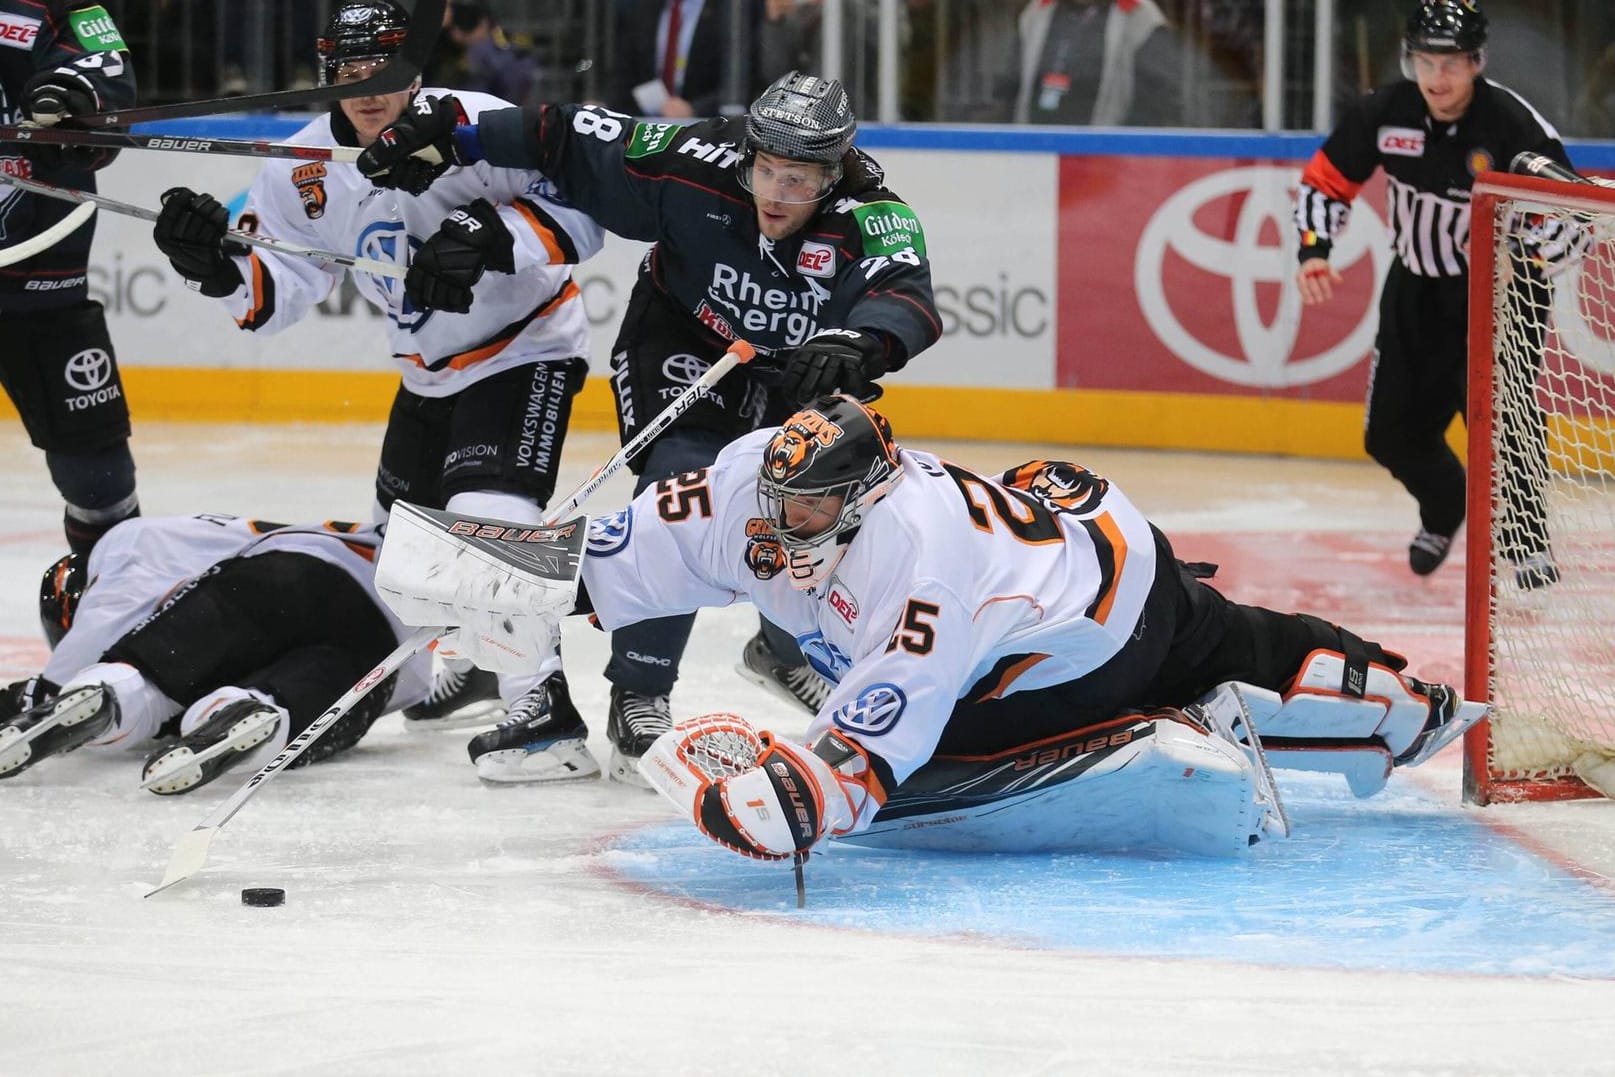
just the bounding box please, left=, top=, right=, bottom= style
left=0, top=685, right=117, bottom=778
left=403, top=659, right=505, bottom=731
left=1514, top=554, right=1560, bottom=591
left=467, top=673, right=599, bottom=783
left=1408, top=529, right=1454, bottom=576
left=1393, top=682, right=1487, bottom=769
left=607, top=686, right=674, bottom=789
left=734, top=631, right=831, bottom=714
left=141, top=698, right=284, bottom=796
left=0, top=676, right=57, bottom=723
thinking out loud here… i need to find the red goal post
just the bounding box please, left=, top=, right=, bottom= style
left=1464, top=168, right=1615, bottom=805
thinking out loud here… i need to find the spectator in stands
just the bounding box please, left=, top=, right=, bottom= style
left=1012, top=0, right=1183, bottom=126
left=608, top=0, right=764, bottom=117
left=758, top=0, right=895, bottom=116
left=423, top=1, right=541, bottom=107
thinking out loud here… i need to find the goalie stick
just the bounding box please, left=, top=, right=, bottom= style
left=73, top=0, right=444, bottom=128
left=146, top=337, right=759, bottom=897
left=0, top=172, right=405, bottom=279
left=0, top=126, right=364, bottom=165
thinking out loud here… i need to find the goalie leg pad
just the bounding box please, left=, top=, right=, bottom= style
left=1285, top=649, right=1432, bottom=758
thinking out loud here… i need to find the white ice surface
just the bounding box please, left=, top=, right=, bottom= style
left=3, top=423, right=1615, bottom=1076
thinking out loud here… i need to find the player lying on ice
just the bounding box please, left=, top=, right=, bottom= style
left=379, top=394, right=1485, bottom=858
left=0, top=513, right=428, bottom=794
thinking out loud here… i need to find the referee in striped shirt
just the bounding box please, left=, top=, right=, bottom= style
left=1293, top=0, right=1568, bottom=588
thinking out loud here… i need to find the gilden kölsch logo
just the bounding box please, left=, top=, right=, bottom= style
left=1134, top=166, right=1390, bottom=388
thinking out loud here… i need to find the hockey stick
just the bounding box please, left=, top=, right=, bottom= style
left=74, top=0, right=444, bottom=128
left=145, top=338, right=759, bottom=897
left=0, top=200, right=93, bottom=267
left=0, top=173, right=405, bottom=279
left=0, top=125, right=363, bottom=165
left=145, top=625, right=439, bottom=897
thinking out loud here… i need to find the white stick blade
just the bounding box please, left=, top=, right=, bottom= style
left=145, top=826, right=219, bottom=897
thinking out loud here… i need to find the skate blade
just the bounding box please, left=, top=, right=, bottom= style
left=608, top=748, right=656, bottom=790
left=474, top=739, right=601, bottom=784
left=140, top=712, right=280, bottom=794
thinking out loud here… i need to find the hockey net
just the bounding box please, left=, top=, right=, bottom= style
left=1464, top=171, right=1615, bottom=804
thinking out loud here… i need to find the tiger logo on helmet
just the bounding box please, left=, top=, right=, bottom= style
left=1002, top=460, right=1110, bottom=515
left=762, top=410, right=844, bottom=484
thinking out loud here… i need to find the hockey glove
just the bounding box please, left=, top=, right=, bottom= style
left=779, top=328, right=889, bottom=404
left=405, top=198, right=515, bottom=313
left=153, top=188, right=247, bottom=297
left=20, top=70, right=109, bottom=170
left=357, top=93, right=473, bottom=196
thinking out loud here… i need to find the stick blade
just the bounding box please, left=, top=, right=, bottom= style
left=145, top=826, right=219, bottom=898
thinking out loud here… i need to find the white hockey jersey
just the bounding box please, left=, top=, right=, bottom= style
left=218, top=90, right=604, bottom=398
left=46, top=514, right=429, bottom=707
left=581, top=431, right=1160, bottom=831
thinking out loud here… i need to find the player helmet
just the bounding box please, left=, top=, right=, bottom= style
left=757, top=394, right=902, bottom=590
left=1401, top=1, right=1487, bottom=78
left=39, top=553, right=85, bottom=649
left=737, top=71, right=856, bottom=204
left=316, top=0, right=410, bottom=87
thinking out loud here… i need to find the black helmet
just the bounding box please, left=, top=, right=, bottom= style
left=738, top=71, right=855, bottom=203
left=757, top=394, right=901, bottom=588
left=1402, top=1, right=1487, bottom=74
left=39, top=553, right=85, bottom=649
left=316, top=0, right=410, bottom=87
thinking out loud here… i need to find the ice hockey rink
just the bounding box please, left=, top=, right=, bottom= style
left=4, top=420, right=1615, bottom=1076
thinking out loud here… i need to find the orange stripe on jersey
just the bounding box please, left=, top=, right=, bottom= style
left=1299, top=148, right=1362, bottom=203
left=975, top=652, right=1051, bottom=701
left=511, top=200, right=567, bottom=265
left=396, top=282, right=581, bottom=371
left=341, top=539, right=377, bottom=562
left=1086, top=511, right=1128, bottom=626
left=935, top=712, right=1148, bottom=763
left=235, top=253, right=268, bottom=329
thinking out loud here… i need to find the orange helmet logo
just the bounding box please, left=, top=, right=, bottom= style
left=763, top=411, right=844, bottom=483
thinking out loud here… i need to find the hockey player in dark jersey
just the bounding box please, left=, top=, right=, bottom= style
left=1293, top=0, right=1564, bottom=588
left=0, top=1, right=139, bottom=556
left=356, top=71, right=943, bottom=782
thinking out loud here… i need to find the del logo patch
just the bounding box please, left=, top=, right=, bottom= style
left=0, top=14, right=41, bottom=48
left=796, top=241, right=835, bottom=278
left=1377, top=126, right=1426, bottom=157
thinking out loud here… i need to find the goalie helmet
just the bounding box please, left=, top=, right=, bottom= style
left=316, top=0, right=410, bottom=87
left=1402, top=1, right=1487, bottom=77
left=38, top=553, right=85, bottom=650
left=757, top=394, right=902, bottom=589
left=738, top=71, right=855, bottom=203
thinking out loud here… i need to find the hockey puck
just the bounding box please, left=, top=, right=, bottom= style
left=241, top=887, right=285, bottom=907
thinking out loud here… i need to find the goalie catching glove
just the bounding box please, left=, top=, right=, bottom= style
left=639, top=715, right=871, bottom=860
left=357, top=93, right=473, bottom=196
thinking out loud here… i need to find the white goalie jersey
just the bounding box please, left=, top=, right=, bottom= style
left=217, top=89, right=604, bottom=398
left=581, top=430, right=1160, bottom=829
left=46, top=514, right=428, bottom=705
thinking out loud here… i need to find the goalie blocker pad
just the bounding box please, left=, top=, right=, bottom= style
left=375, top=501, right=585, bottom=674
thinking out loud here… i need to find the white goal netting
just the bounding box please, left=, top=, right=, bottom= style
left=1468, top=174, right=1615, bottom=803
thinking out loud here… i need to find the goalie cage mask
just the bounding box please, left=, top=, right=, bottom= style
left=39, top=552, right=85, bottom=650
left=317, top=0, right=411, bottom=86
left=738, top=71, right=855, bottom=202
left=1401, top=0, right=1487, bottom=78
left=757, top=394, right=902, bottom=587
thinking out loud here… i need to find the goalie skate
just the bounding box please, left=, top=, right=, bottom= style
left=0, top=685, right=116, bottom=778
left=141, top=699, right=284, bottom=795
left=467, top=673, right=600, bottom=783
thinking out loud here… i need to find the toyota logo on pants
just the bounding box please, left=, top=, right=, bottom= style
left=64, top=348, right=113, bottom=392
left=1134, top=166, right=1391, bottom=388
